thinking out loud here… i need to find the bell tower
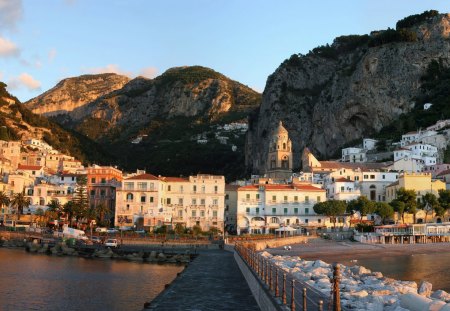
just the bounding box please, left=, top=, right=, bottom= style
left=266, top=121, right=293, bottom=179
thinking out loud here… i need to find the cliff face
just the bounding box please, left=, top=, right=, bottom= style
left=25, top=73, right=130, bottom=116
left=246, top=12, right=450, bottom=174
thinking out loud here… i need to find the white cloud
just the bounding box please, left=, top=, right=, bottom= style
left=0, top=0, right=23, bottom=30
left=0, top=36, right=19, bottom=57
left=48, top=48, right=57, bottom=62
left=83, top=64, right=158, bottom=79
left=138, top=67, right=158, bottom=79
left=8, top=73, right=41, bottom=91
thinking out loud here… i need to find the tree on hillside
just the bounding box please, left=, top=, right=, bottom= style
left=347, top=196, right=376, bottom=222
left=375, top=202, right=394, bottom=224
left=11, top=193, right=30, bottom=221
left=422, top=193, right=440, bottom=223
left=390, top=199, right=406, bottom=224
left=396, top=188, right=418, bottom=223
left=313, top=200, right=347, bottom=229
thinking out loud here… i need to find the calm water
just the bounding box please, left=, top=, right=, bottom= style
left=343, top=252, right=450, bottom=291
left=0, top=248, right=183, bottom=311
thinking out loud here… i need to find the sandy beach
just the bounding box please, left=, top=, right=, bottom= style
left=266, top=239, right=450, bottom=263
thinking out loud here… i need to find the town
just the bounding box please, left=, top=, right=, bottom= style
left=2, top=116, right=450, bottom=245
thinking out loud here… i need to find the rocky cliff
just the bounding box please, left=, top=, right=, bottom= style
left=0, top=82, right=109, bottom=163
left=26, top=66, right=261, bottom=179
left=25, top=73, right=130, bottom=116
left=246, top=11, right=450, bottom=174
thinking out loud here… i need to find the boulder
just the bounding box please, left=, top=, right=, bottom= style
left=431, top=290, right=450, bottom=302
left=418, top=281, right=433, bottom=297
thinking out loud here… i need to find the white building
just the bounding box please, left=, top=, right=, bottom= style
left=363, top=139, right=378, bottom=151
left=326, top=178, right=361, bottom=201
left=341, top=147, right=366, bottom=163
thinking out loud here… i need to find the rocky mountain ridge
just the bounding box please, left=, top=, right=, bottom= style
left=246, top=11, right=450, bottom=174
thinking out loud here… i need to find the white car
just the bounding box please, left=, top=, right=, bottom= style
left=104, top=239, right=119, bottom=248
left=107, top=228, right=119, bottom=234
left=95, top=227, right=108, bottom=233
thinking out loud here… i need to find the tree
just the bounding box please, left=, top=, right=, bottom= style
left=174, top=223, right=185, bottom=235
left=35, top=208, right=45, bottom=226
left=47, top=199, right=62, bottom=219
left=396, top=188, right=418, bottom=223
left=313, top=200, right=347, bottom=229
left=375, top=202, right=394, bottom=224
left=192, top=224, right=202, bottom=236
left=347, top=196, right=376, bottom=222
left=63, top=201, right=76, bottom=227
left=422, top=193, right=440, bottom=223
left=73, top=176, right=88, bottom=226
left=0, top=191, right=10, bottom=219
left=11, top=192, right=31, bottom=220
left=438, top=189, right=450, bottom=212
left=390, top=199, right=406, bottom=224
left=95, top=203, right=110, bottom=224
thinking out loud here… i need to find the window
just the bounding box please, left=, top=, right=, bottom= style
left=318, top=219, right=321, bottom=224
left=213, top=199, right=218, bottom=206
left=272, top=207, right=276, bottom=214
left=178, top=198, right=183, bottom=205
left=124, top=182, right=134, bottom=190
left=91, top=178, right=96, bottom=183
left=284, top=196, right=288, bottom=202
left=225, top=194, right=229, bottom=200
left=150, top=197, right=154, bottom=203
left=246, top=194, right=250, bottom=200
left=294, top=208, right=298, bottom=214
left=178, top=210, right=183, bottom=217
left=370, top=175, right=375, bottom=179
left=126, top=204, right=130, bottom=211
left=137, top=182, right=147, bottom=190
left=272, top=195, right=276, bottom=202
left=355, top=176, right=359, bottom=181
left=382, top=175, right=385, bottom=180
left=305, top=219, right=309, bottom=224
left=214, top=186, right=218, bottom=193
left=90, top=190, right=95, bottom=196
left=180, top=185, right=183, bottom=193
left=246, top=207, right=250, bottom=213
left=305, top=208, right=309, bottom=214
left=256, top=194, right=260, bottom=200
left=192, top=199, right=197, bottom=205
left=200, top=199, right=205, bottom=206
left=256, top=207, right=259, bottom=214
left=149, top=183, right=154, bottom=191
left=167, top=198, right=171, bottom=205
left=126, top=193, right=133, bottom=201
left=286, top=219, right=290, bottom=225
left=305, top=196, right=309, bottom=203
left=100, top=189, right=106, bottom=196
left=201, top=186, right=205, bottom=193
left=213, top=210, right=218, bottom=217
left=317, top=196, right=321, bottom=202
left=294, top=196, right=298, bottom=202
left=101, top=178, right=106, bottom=184
left=363, top=175, right=368, bottom=179
left=284, top=208, right=287, bottom=215
left=141, top=195, right=146, bottom=203
left=200, top=210, right=205, bottom=217
left=192, top=210, right=197, bottom=217
left=193, top=185, right=197, bottom=193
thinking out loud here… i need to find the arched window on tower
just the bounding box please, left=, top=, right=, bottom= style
left=270, top=156, right=276, bottom=169
left=281, top=155, right=289, bottom=169
left=283, top=143, right=286, bottom=150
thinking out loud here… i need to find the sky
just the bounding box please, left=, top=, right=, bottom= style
left=1, top=0, right=450, bottom=102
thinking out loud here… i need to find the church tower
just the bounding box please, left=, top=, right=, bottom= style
left=266, top=121, right=293, bottom=179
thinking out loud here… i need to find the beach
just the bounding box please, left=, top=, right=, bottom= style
left=266, top=238, right=450, bottom=263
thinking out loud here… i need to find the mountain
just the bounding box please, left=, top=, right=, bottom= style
left=26, top=66, right=261, bottom=179
left=0, top=82, right=111, bottom=164
left=246, top=10, right=450, bottom=174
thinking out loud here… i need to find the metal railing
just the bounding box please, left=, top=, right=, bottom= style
left=235, top=243, right=342, bottom=311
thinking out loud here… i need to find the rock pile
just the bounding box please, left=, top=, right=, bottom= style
left=261, top=252, right=450, bottom=311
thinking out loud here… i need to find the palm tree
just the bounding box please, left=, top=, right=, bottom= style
left=47, top=199, right=62, bottom=218
left=11, top=193, right=31, bottom=220
left=63, top=201, right=76, bottom=227
left=0, top=191, right=10, bottom=222
left=35, top=208, right=45, bottom=226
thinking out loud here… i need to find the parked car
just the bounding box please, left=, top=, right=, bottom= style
left=134, top=229, right=146, bottom=235
left=91, top=236, right=103, bottom=244
left=104, top=239, right=119, bottom=248
left=107, top=228, right=119, bottom=234
left=95, top=227, right=108, bottom=233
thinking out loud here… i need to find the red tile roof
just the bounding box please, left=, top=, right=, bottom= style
left=437, top=169, right=450, bottom=177
left=160, top=177, right=188, bottom=182
left=334, top=178, right=353, bottom=183
left=18, top=164, right=42, bottom=170
left=126, top=173, right=159, bottom=180
left=238, top=184, right=324, bottom=192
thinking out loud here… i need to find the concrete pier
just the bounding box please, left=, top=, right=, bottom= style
left=145, top=250, right=259, bottom=310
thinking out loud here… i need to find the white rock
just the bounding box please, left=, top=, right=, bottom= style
left=350, top=290, right=369, bottom=298
left=431, top=290, right=450, bottom=302
left=418, top=281, right=433, bottom=297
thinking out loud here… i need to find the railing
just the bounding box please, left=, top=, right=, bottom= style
left=235, top=243, right=342, bottom=311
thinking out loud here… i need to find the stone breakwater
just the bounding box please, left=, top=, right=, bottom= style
left=1, top=238, right=190, bottom=264
left=261, top=251, right=450, bottom=311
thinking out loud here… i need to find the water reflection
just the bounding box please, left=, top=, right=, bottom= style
left=344, top=252, right=450, bottom=291
left=0, top=249, right=183, bottom=311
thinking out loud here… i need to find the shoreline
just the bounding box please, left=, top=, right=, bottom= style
left=266, top=239, right=450, bottom=263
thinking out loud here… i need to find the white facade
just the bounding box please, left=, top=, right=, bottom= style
left=341, top=147, right=366, bottom=163
left=326, top=178, right=361, bottom=201
left=363, top=138, right=378, bottom=151
left=359, top=171, right=399, bottom=202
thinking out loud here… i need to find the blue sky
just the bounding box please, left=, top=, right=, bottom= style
left=0, top=0, right=449, bottom=102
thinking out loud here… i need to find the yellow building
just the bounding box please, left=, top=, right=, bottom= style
left=386, top=172, right=446, bottom=202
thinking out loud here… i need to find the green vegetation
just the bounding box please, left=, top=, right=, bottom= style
left=396, top=10, right=439, bottom=30
left=313, top=200, right=347, bottom=228
left=368, top=28, right=417, bottom=47
left=155, top=66, right=225, bottom=85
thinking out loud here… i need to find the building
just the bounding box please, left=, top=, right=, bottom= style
left=115, top=173, right=163, bottom=230
left=265, top=121, right=293, bottom=180
left=0, top=140, right=21, bottom=169
left=325, top=178, right=361, bottom=201
left=359, top=171, right=399, bottom=202
left=341, top=147, right=366, bottom=163
left=17, top=164, right=45, bottom=178
left=225, top=184, right=239, bottom=234
left=385, top=172, right=446, bottom=203
left=87, top=165, right=123, bottom=215
left=236, top=183, right=328, bottom=234
left=363, top=138, right=378, bottom=151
